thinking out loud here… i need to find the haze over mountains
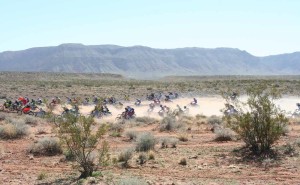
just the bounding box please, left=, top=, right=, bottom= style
left=0, top=43, right=299, bottom=79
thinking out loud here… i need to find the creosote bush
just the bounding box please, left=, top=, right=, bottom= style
left=56, top=114, right=108, bottom=178
left=224, top=85, right=288, bottom=155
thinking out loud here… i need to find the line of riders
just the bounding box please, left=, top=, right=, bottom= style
left=3, top=91, right=300, bottom=119
left=0, top=96, right=45, bottom=117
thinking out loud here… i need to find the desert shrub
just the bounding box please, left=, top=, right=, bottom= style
left=118, top=177, right=148, bottom=185
left=178, top=134, right=188, bottom=142
left=179, top=158, right=187, bottom=165
left=109, top=123, right=124, bottom=137
left=0, top=113, right=6, bottom=121
left=24, top=116, right=38, bottom=125
left=125, top=130, right=138, bottom=141
left=64, top=150, right=76, bottom=161
left=138, top=153, right=147, bottom=165
left=134, top=117, right=157, bottom=124
left=160, top=137, right=178, bottom=148
left=30, top=137, right=62, bottom=156
left=98, top=141, right=110, bottom=167
left=37, top=172, right=47, bottom=180
left=36, top=127, right=47, bottom=135
left=136, top=132, right=156, bottom=152
left=0, top=121, right=29, bottom=139
left=56, top=114, right=108, bottom=178
left=196, top=114, right=206, bottom=119
left=282, top=125, right=290, bottom=136
left=159, top=116, right=181, bottom=131
left=110, top=131, right=121, bottom=137
left=282, top=143, right=297, bottom=156
left=214, top=128, right=235, bottom=141
left=148, top=151, right=155, bottom=160
left=224, top=85, right=288, bottom=155
left=118, top=148, right=134, bottom=167
left=208, top=115, right=222, bottom=125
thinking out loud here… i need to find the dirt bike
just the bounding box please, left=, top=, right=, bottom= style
left=224, top=108, right=238, bottom=116
left=135, top=100, right=141, bottom=106
left=116, top=111, right=135, bottom=120
left=34, top=108, right=46, bottom=118
left=17, top=106, right=35, bottom=115
left=90, top=110, right=112, bottom=118
left=147, top=103, right=155, bottom=112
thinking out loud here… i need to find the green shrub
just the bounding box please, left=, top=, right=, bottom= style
left=64, top=150, right=76, bottom=161
left=224, top=85, right=288, bottom=155
left=56, top=114, right=108, bottom=178
left=136, top=132, right=156, bottom=152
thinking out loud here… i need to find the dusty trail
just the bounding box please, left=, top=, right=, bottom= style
left=49, top=96, right=300, bottom=121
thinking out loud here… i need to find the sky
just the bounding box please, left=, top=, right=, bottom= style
left=0, top=0, right=299, bottom=56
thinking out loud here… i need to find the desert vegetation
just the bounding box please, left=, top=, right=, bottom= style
left=1, top=72, right=300, bottom=184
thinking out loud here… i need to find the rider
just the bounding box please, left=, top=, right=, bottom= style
left=231, top=92, right=238, bottom=100
left=37, top=97, right=43, bottom=104
left=103, top=105, right=110, bottom=113
left=74, top=104, right=79, bottom=113
left=191, top=98, right=197, bottom=105
left=135, top=99, right=141, bottom=105
left=297, top=103, right=300, bottom=110
left=4, top=99, right=12, bottom=108
left=165, top=95, right=171, bottom=101
left=159, top=105, right=165, bottom=112
left=164, top=105, right=170, bottom=113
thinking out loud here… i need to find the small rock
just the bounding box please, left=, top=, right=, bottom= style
left=189, top=155, right=198, bottom=159
left=29, top=155, right=34, bottom=160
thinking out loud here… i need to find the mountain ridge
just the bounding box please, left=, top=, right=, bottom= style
left=0, top=44, right=299, bottom=79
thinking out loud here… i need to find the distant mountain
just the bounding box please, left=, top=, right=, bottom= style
left=0, top=44, right=299, bottom=79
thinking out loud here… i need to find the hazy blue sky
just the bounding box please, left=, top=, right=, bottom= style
left=0, top=0, right=299, bottom=56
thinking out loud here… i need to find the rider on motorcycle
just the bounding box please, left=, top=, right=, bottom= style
left=135, top=99, right=141, bottom=105
left=191, top=98, right=197, bottom=105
